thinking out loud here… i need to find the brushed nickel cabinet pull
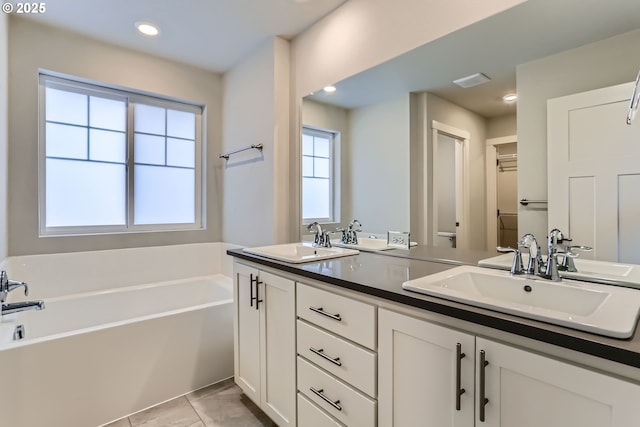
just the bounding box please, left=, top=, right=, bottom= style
left=310, top=387, right=342, bottom=411
left=479, top=350, right=490, bottom=422
left=309, top=306, right=342, bottom=321
left=309, top=347, right=342, bottom=366
left=456, top=343, right=466, bottom=411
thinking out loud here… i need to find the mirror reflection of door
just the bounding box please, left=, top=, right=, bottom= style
left=435, top=133, right=463, bottom=248
left=496, top=142, right=518, bottom=247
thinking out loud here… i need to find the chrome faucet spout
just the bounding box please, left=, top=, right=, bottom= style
left=2, top=300, right=45, bottom=316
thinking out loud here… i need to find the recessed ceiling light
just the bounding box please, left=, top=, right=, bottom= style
left=323, top=86, right=336, bottom=93
left=136, top=22, right=160, bottom=37
left=503, top=93, right=518, bottom=102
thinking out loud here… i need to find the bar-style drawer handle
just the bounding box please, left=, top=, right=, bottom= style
left=309, top=306, right=342, bottom=321
left=456, top=343, right=466, bottom=411
left=310, top=387, right=342, bottom=411
left=309, top=347, right=342, bottom=366
left=479, top=350, right=490, bottom=422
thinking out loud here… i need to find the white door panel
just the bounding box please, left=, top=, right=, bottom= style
left=548, top=82, right=640, bottom=262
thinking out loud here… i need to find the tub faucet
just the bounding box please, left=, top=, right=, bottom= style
left=0, top=270, right=29, bottom=303
left=2, top=300, right=45, bottom=315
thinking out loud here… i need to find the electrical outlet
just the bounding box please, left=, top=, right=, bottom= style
left=387, top=231, right=411, bottom=249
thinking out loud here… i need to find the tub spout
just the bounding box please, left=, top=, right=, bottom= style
left=2, top=300, right=45, bottom=316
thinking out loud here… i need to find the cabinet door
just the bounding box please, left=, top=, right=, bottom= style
left=378, top=308, right=475, bottom=427
left=260, top=271, right=296, bottom=426
left=233, top=263, right=261, bottom=405
left=477, top=337, right=640, bottom=427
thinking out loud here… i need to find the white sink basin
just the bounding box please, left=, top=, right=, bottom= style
left=332, top=237, right=392, bottom=252
left=402, top=265, right=640, bottom=338
left=478, top=253, right=640, bottom=288
left=243, top=243, right=359, bottom=264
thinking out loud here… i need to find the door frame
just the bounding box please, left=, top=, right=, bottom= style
left=485, top=135, right=517, bottom=251
left=431, top=120, right=470, bottom=249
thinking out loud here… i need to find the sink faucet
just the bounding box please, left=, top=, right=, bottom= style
left=307, top=222, right=332, bottom=248
left=519, top=233, right=544, bottom=275
left=338, top=219, right=362, bottom=245
left=558, top=245, right=593, bottom=272
left=0, top=271, right=45, bottom=316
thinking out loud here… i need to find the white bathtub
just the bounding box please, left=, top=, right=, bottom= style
left=0, top=243, right=237, bottom=427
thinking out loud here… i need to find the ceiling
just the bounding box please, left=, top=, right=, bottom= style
left=307, top=0, right=640, bottom=118
left=20, top=0, right=348, bottom=73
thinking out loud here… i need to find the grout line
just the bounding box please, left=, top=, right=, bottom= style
left=186, top=397, right=207, bottom=427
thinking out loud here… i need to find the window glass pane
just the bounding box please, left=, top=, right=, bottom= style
left=46, top=158, right=126, bottom=226
left=134, top=165, right=195, bottom=224
left=302, top=156, right=314, bottom=176
left=302, top=177, right=330, bottom=219
left=134, top=104, right=165, bottom=135
left=135, top=134, right=165, bottom=165
left=46, top=87, right=87, bottom=126
left=314, top=157, right=330, bottom=178
left=46, top=123, right=87, bottom=159
left=167, top=138, right=195, bottom=168
left=302, top=134, right=314, bottom=156
left=314, top=137, right=331, bottom=158
left=90, top=129, right=126, bottom=163
left=90, top=96, right=126, bottom=131
left=167, top=109, right=195, bottom=139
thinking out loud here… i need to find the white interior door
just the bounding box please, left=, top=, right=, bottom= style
left=548, top=82, right=640, bottom=263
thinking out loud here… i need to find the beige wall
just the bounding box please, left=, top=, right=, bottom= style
left=517, top=28, right=640, bottom=243
left=487, top=113, right=517, bottom=139
left=222, top=37, right=290, bottom=246
left=8, top=17, right=223, bottom=255
left=0, top=13, right=7, bottom=261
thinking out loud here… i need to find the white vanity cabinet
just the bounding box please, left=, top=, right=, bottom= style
left=378, top=308, right=476, bottom=427
left=477, top=337, right=640, bottom=427
left=379, top=308, right=640, bottom=427
left=296, top=282, right=377, bottom=427
left=233, top=262, right=296, bottom=426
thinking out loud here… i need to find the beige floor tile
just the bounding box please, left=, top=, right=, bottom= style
left=188, top=381, right=276, bottom=427
left=103, top=418, right=132, bottom=427
left=129, top=396, right=202, bottom=427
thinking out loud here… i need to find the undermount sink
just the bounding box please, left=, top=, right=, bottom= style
left=478, top=253, right=640, bottom=288
left=243, top=243, right=359, bottom=264
left=402, top=265, right=640, bottom=338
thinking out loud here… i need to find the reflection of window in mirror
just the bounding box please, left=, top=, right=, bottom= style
left=301, top=126, right=339, bottom=224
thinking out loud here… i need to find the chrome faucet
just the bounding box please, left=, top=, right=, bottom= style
left=0, top=271, right=45, bottom=315
left=307, top=222, right=332, bottom=248
left=558, top=245, right=593, bottom=272
left=338, top=219, right=362, bottom=245
left=543, top=229, right=571, bottom=281
left=519, top=233, right=544, bottom=275
left=497, top=246, right=524, bottom=275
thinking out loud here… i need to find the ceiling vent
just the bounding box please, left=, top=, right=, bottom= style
left=453, top=73, right=491, bottom=88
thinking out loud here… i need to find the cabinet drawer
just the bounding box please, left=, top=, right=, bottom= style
left=298, top=357, right=376, bottom=427
left=297, top=283, right=376, bottom=349
left=298, top=392, right=345, bottom=427
left=297, top=320, right=377, bottom=397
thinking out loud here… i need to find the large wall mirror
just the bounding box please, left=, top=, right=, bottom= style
left=301, top=0, right=640, bottom=261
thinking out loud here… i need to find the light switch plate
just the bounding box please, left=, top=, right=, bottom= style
left=387, top=231, right=411, bottom=249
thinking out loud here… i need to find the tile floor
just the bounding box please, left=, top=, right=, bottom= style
left=105, top=378, right=277, bottom=427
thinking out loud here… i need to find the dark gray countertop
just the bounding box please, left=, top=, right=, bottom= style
left=228, top=247, right=640, bottom=369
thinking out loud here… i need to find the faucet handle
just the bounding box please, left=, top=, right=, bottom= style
left=497, top=246, right=524, bottom=275
left=8, top=280, right=29, bottom=297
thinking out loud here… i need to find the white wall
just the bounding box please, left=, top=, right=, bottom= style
left=0, top=13, right=8, bottom=262
left=517, top=29, right=640, bottom=243
left=349, top=95, right=410, bottom=234
left=222, top=37, right=290, bottom=246
left=7, top=17, right=223, bottom=256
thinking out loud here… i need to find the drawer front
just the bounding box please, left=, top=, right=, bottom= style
left=297, top=283, right=376, bottom=349
left=298, top=393, right=345, bottom=427
left=297, top=357, right=376, bottom=427
left=297, top=320, right=377, bottom=397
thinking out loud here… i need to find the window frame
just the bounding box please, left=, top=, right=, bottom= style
left=301, top=126, right=339, bottom=225
left=38, top=70, right=206, bottom=237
